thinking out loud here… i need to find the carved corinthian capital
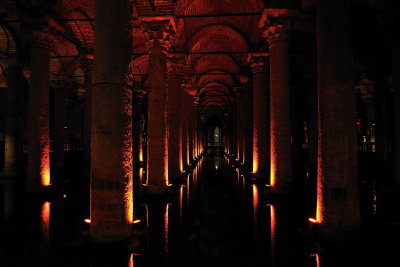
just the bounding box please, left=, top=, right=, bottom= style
left=248, top=53, right=269, bottom=73
left=140, top=17, right=176, bottom=50
left=259, top=8, right=298, bottom=47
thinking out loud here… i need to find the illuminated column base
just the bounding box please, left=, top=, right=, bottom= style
left=26, top=30, right=52, bottom=192
left=249, top=54, right=269, bottom=179
left=167, top=56, right=184, bottom=179
left=313, top=0, right=361, bottom=241
left=260, top=9, right=296, bottom=194
left=90, top=0, right=133, bottom=243
left=141, top=18, right=175, bottom=194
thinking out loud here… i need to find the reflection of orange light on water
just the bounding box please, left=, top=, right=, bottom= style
left=133, top=219, right=141, bottom=224
left=179, top=185, right=184, bottom=218
left=252, top=184, right=259, bottom=223
left=164, top=203, right=169, bottom=254
left=270, top=204, right=276, bottom=249
left=41, top=201, right=50, bottom=241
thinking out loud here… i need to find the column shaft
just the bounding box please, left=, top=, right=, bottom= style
left=250, top=55, right=269, bottom=179
left=393, top=45, right=400, bottom=185
left=167, top=58, right=184, bottom=178
left=1, top=65, right=22, bottom=177
left=27, top=36, right=51, bottom=191
left=90, top=0, right=133, bottom=243
left=266, top=17, right=293, bottom=194
left=316, top=0, right=360, bottom=238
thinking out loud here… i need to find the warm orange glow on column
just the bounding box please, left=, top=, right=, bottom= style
left=315, top=170, right=324, bottom=223
left=41, top=146, right=51, bottom=186
left=179, top=138, right=183, bottom=172
left=165, top=131, right=170, bottom=186
left=270, top=157, right=276, bottom=187
left=41, top=201, right=50, bottom=241
left=253, top=143, right=258, bottom=174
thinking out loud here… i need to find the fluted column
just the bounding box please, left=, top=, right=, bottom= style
left=249, top=54, right=269, bottom=180
left=167, top=55, right=185, bottom=179
left=1, top=63, right=22, bottom=178
left=260, top=8, right=297, bottom=194
left=26, top=30, right=54, bottom=192
left=315, top=0, right=360, bottom=239
left=141, top=18, right=175, bottom=193
left=90, top=0, right=133, bottom=243
left=131, top=83, right=146, bottom=166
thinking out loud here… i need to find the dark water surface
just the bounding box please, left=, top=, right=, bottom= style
left=0, top=153, right=397, bottom=267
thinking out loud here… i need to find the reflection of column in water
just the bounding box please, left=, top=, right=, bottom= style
left=147, top=201, right=170, bottom=264
left=41, top=201, right=51, bottom=242
left=269, top=204, right=276, bottom=265
left=179, top=185, right=185, bottom=220
left=164, top=203, right=169, bottom=254
left=144, top=204, right=149, bottom=249
left=3, top=181, right=16, bottom=221
left=187, top=174, right=192, bottom=207
left=252, top=184, right=259, bottom=226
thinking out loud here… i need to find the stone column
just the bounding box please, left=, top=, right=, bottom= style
left=141, top=18, right=175, bottom=193
left=132, top=83, right=146, bottom=166
left=81, top=55, right=93, bottom=190
left=374, top=77, right=389, bottom=169
left=260, top=8, right=297, bottom=194
left=90, top=0, right=133, bottom=243
left=50, top=79, right=67, bottom=186
left=181, top=77, right=194, bottom=169
left=26, top=30, right=54, bottom=192
left=315, top=0, right=360, bottom=240
left=1, top=63, right=22, bottom=178
left=393, top=45, right=400, bottom=185
left=240, top=71, right=253, bottom=172
left=248, top=54, right=269, bottom=180
left=235, top=87, right=244, bottom=163
left=167, top=55, right=185, bottom=179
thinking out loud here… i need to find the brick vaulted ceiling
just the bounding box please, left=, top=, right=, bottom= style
left=0, top=0, right=390, bottom=117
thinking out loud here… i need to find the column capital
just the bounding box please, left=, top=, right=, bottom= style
left=167, top=54, right=186, bottom=73
left=259, top=8, right=298, bottom=46
left=79, top=54, right=94, bottom=73
left=181, top=76, right=195, bottom=95
left=140, top=16, right=176, bottom=51
left=24, top=17, right=65, bottom=49
left=247, top=53, right=269, bottom=73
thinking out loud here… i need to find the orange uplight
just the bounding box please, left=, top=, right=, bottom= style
left=133, top=219, right=141, bottom=224
left=84, top=218, right=91, bottom=223
left=41, top=201, right=50, bottom=241
left=308, top=218, right=318, bottom=223
left=41, top=165, right=51, bottom=186
left=40, top=135, right=51, bottom=186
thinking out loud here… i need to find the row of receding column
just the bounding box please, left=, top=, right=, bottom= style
left=233, top=4, right=360, bottom=239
